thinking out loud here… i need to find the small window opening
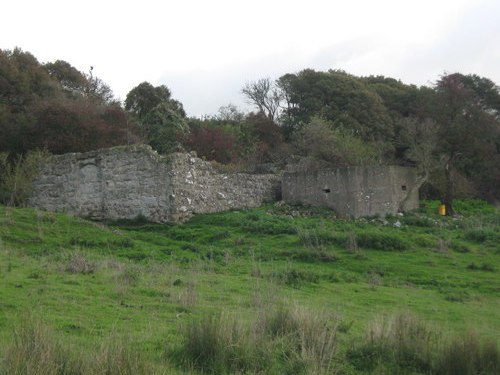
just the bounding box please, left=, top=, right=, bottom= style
left=323, top=188, right=331, bottom=193
left=401, top=185, right=407, bottom=191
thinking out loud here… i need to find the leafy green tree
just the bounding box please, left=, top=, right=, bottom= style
left=125, top=82, right=184, bottom=118
left=141, top=102, right=188, bottom=154
left=362, top=76, right=434, bottom=119
left=44, top=60, right=115, bottom=104
left=277, top=69, right=394, bottom=143
left=0, top=48, right=137, bottom=156
left=0, top=48, right=56, bottom=111
left=125, top=82, right=187, bottom=154
left=0, top=48, right=58, bottom=155
left=433, top=73, right=500, bottom=213
left=44, top=60, right=87, bottom=96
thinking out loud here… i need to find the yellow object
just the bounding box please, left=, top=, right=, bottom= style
left=438, top=204, right=446, bottom=216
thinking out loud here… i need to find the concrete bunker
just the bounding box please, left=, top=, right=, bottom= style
left=282, top=166, right=419, bottom=218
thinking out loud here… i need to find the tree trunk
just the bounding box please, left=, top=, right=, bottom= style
left=443, top=160, right=455, bottom=216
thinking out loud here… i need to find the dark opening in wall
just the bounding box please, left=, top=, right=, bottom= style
left=323, top=188, right=331, bottom=193
left=401, top=185, right=407, bottom=191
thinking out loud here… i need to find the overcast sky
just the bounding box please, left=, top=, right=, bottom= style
left=2, top=0, right=499, bottom=117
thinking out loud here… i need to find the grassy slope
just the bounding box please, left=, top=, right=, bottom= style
left=0, top=201, right=499, bottom=373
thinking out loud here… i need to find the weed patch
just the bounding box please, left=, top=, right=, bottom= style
left=450, top=241, right=471, bottom=253
left=355, top=231, right=408, bottom=251
left=464, top=228, right=499, bottom=243
left=270, top=268, right=320, bottom=288
left=64, top=252, right=97, bottom=274
left=467, top=262, right=496, bottom=272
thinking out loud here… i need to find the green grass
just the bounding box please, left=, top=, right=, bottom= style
left=0, top=201, right=499, bottom=374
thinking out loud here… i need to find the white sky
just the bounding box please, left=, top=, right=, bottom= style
left=2, top=0, right=499, bottom=117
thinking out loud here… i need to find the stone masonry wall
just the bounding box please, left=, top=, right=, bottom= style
left=30, top=145, right=280, bottom=223
left=167, top=153, right=281, bottom=221
left=30, top=145, right=171, bottom=222
left=282, top=166, right=419, bottom=218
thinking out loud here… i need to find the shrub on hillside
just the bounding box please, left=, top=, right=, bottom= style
left=0, top=149, right=49, bottom=206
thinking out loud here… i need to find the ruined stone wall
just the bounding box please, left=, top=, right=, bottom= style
left=30, top=145, right=171, bottom=222
left=167, top=153, right=280, bottom=221
left=282, top=166, right=419, bottom=218
left=30, top=145, right=280, bottom=222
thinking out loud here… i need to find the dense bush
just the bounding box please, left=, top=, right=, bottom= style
left=0, top=48, right=141, bottom=156
left=184, top=125, right=238, bottom=163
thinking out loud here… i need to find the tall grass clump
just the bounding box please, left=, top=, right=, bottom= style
left=177, top=306, right=340, bottom=374
left=88, top=335, right=157, bottom=375
left=1, top=317, right=82, bottom=375
left=1, top=317, right=159, bottom=375
left=262, top=305, right=339, bottom=375
left=347, top=312, right=435, bottom=373
left=348, top=313, right=499, bottom=374
left=177, top=312, right=269, bottom=374
left=434, top=332, right=499, bottom=375
left=63, top=251, right=97, bottom=274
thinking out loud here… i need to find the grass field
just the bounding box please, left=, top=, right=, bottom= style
left=0, top=200, right=499, bottom=374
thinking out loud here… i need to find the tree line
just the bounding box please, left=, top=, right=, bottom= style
left=1, top=47, right=499, bottom=212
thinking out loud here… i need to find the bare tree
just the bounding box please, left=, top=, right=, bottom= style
left=401, top=117, right=440, bottom=182
left=216, top=104, right=244, bottom=123
left=242, top=78, right=283, bottom=122
left=397, top=117, right=441, bottom=210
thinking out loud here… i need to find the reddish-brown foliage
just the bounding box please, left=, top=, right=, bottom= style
left=184, top=126, right=238, bottom=163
